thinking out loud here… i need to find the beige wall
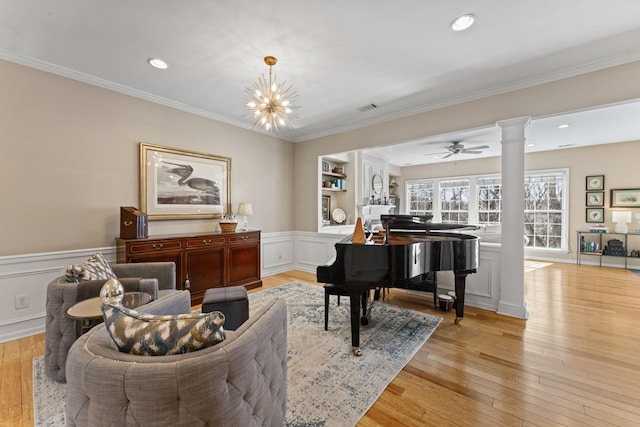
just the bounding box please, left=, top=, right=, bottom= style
left=1, top=60, right=295, bottom=256
left=399, top=140, right=640, bottom=259
left=294, top=60, right=640, bottom=231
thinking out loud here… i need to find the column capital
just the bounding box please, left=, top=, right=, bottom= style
left=497, top=116, right=531, bottom=130
left=497, top=116, right=530, bottom=144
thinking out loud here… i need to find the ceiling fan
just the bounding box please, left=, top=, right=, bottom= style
left=426, top=141, right=490, bottom=159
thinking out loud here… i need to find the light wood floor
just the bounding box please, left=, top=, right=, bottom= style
left=2, top=262, right=640, bottom=426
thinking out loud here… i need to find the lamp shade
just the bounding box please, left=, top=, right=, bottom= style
left=612, top=211, right=632, bottom=223
left=237, top=202, right=253, bottom=216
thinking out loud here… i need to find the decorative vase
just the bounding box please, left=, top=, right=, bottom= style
left=100, top=278, right=125, bottom=305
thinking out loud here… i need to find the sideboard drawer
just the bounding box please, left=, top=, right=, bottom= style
left=127, top=240, right=183, bottom=254
left=228, top=233, right=259, bottom=244
left=185, top=236, right=226, bottom=248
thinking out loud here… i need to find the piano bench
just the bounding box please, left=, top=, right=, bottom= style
left=323, top=284, right=350, bottom=331
left=202, top=286, right=249, bottom=331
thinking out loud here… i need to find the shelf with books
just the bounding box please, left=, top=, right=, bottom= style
left=576, top=231, right=640, bottom=269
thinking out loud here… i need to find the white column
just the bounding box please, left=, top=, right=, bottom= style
left=497, top=117, right=530, bottom=319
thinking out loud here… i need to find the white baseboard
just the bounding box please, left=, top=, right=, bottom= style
left=497, top=300, right=529, bottom=319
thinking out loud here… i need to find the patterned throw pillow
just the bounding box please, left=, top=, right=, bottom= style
left=65, top=252, right=116, bottom=282
left=102, top=303, right=226, bottom=356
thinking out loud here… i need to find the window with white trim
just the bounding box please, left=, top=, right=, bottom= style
left=407, top=180, right=434, bottom=216
left=477, top=177, right=502, bottom=225
left=439, top=179, right=469, bottom=224
left=524, top=172, right=564, bottom=249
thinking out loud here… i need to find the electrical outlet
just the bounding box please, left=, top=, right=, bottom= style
left=15, top=294, right=29, bottom=310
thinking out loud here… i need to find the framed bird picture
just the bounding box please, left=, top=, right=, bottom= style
left=139, top=143, right=231, bottom=220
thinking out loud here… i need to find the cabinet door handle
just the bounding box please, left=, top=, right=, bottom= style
left=242, top=236, right=248, bottom=240
left=152, top=243, right=164, bottom=249
left=203, top=239, right=212, bottom=244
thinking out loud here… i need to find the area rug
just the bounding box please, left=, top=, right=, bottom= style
left=33, top=281, right=441, bottom=427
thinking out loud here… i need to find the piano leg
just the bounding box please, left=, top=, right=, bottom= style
left=454, top=272, right=468, bottom=324
left=349, top=292, right=363, bottom=356
left=360, top=291, right=368, bottom=325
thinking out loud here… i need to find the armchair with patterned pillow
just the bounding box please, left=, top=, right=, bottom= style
left=44, top=254, right=180, bottom=382
left=65, top=297, right=288, bottom=426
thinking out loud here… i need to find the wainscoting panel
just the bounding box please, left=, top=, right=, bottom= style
left=261, top=232, right=295, bottom=276
left=293, top=232, right=343, bottom=273
left=465, top=248, right=501, bottom=312
left=467, top=257, right=494, bottom=297
left=0, top=247, right=116, bottom=343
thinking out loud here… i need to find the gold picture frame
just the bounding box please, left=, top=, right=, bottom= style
left=140, top=143, right=231, bottom=220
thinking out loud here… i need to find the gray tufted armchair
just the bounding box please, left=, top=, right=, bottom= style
left=44, top=262, right=177, bottom=382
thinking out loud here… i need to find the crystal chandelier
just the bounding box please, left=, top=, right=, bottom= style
left=245, top=56, right=298, bottom=132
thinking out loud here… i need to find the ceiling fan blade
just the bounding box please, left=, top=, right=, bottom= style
left=442, top=152, right=454, bottom=159
left=462, top=150, right=482, bottom=154
left=466, top=145, right=489, bottom=150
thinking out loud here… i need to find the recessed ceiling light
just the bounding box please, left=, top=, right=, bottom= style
left=557, top=123, right=571, bottom=129
left=527, top=143, right=536, bottom=147
left=147, top=58, right=168, bottom=70
left=450, top=14, right=476, bottom=31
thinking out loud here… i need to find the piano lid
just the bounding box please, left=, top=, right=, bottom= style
left=380, top=214, right=479, bottom=231
left=380, top=214, right=432, bottom=225
left=379, top=214, right=479, bottom=244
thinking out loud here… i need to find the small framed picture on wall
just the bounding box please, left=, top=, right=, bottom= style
left=585, top=175, right=604, bottom=191
left=586, top=208, right=604, bottom=223
left=586, top=191, right=604, bottom=207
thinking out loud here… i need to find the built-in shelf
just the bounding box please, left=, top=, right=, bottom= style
left=322, top=171, right=347, bottom=179
left=321, top=168, right=347, bottom=193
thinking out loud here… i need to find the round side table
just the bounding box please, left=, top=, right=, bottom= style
left=66, top=292, right=153, bottom=335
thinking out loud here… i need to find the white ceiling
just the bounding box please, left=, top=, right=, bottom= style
left=1, top=0, right=640, bottom=163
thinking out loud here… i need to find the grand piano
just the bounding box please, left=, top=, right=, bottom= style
left=317, top=214, right=479, bottom=355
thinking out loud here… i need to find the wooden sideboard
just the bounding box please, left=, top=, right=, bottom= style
left=116, top=230, right=262, bottom=305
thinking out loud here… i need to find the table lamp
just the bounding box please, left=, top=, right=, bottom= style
left=612, top=210, right=631, bottom=233
left=237, top=202, right=253, bottom=231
